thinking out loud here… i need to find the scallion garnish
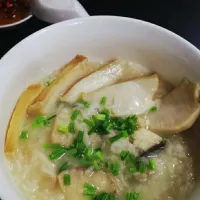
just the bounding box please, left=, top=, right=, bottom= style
left=104, top=162, right=109, bottom=169
left=96, top=151, right=104, bottom=161
left=49, top=148, right=66, bottom=160
left=68, top=121, right=75, bottom=133
left=128, top=154, right=138, bottom=164
left=126, top=192, right=139, bottom=200
left=66, top=148, right=77, bottom=156
left=86, top=147, right=94, bottom=158
left=109, top=131, right=128, bottom=143
left=83, top=119, right=94, bottom=127
left=120, top=151, right=130, bottom=161
left=139, top=162, right=146, bottom=174
left=78, top=98, right=90, bottom=108
left=101, top=108, right=110, bottom=119
left=32, top=114, right=56, bottom=128
left=43, top=143, right=63, bottom=149
left=100, top=96, right=107, bottom=105
left=58, top=162, right=70, bottom=173
left=105, top=122, right=113, bottom=132
left=75, top=131, right=84, bottom=147
left=19, top=130, right=28, bottom=140
left=148, top=159, right=156, bottom=170
left=149, top=106, right=158, bottom=112
left=45, top=81, right=51, bottom=87
left=63, top=174, right=71, bottom=185
left=58, top=125, right=68, bottom=133
left=83, top=183, right=97, bottom=196
left=95, top=114, right=106, bottom=121
left=71, top=109, right=81, bottom=120
left=32, top=115, right=47, bottom=128
left=93, top=160, right=100, bottom=170
left=129, top=166, right=137, bottom=174
left=110, top=162, right=119, bottom=176
left=93, top=192, right=117, bottom=200
left=47, top=114, right=56, bottom=121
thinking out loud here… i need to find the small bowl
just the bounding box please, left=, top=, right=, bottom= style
left=0, top=14, right=32, bottom=29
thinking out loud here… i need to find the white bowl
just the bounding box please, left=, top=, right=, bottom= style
left=0, top=14, right=32, bottom=29
left=0, top=16, right=200, bottom=200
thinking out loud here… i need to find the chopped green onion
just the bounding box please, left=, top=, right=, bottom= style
left=32, top=115, right=47, bottom=128
left=68, top=121, right=75, bottom=133
left=109, top=193, right=117, bottom=200
left=92, top=115, right=98, bottom=125
left=148, top=159, right=156, bottom=170
left=129, top=166, right=137, bottom=174
left=100, top=96, right=107, bottom=105
left=110, top=162, right=119, bottom=176
left=95, top=114, right=106, bottom=121
left=101, top=108, right=110, bottom=118
left=49, top=148, right=66, bottom=160
left=58, top=125, right=68, bottom=133
left=105, top=122, right=113, bottom=132
left=58, top=162, right=70, bottom=173
left=75, top=131, right=84, bottom=143
left=104, top=162, right=109, bottom=169
left=67, top=148, right=77, bottom=156
left=128, top=154, right=138, bottom=164
left=86, top=147, right=94, bottom=158
left=96, top=151, right=104, bottom=161
left=126, top=192, right=140, bottom=200
left=95, top=148, right=101, bottom=152
left=109, top=131, right=128, bottom=143
left=63, top=174, right=71, bottom=185
left=19, top=130, right=28, bottom=140
left=78, top=98, right=90, bottom=108
left=74, top=131, right=85, bottom=150
left=83, top=183, right=97, bottom=196
left=149, top=106, right=158, bottom=112
left=43, top=143, right=63, bottom=149
left=71, top=109, right=81, bottom=120
left=120, top=151, right=130, bottom=161
left=93, top=160, right=100, bottom=170
left=83, top=119, right=94, bottom=127
left=45, top=81, right=51, bottom=87
left=88, top=127, right=95, bottom=135
left=32, top=114, right=56, bottom=128
left=93, top=192, right=117, bottom=200
left=47, top=114, right=56, bottom=121
left=139, top=162, right=146, bottom=174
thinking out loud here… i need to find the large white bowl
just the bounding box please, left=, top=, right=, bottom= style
left=0, top=16, right=200, bottom=200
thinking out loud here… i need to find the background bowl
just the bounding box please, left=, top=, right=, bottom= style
left=0, top=14, right=32, bottom=29
left=0, top=16, right=200, bottom=200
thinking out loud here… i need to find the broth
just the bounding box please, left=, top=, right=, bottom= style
left=5, top=56, right=197, bottom=200
left=0, top=0, right=30, bottom=25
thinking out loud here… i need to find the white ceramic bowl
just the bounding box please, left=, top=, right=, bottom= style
left=0, top=16, right=200, bottom=200
left=0, top=14, right=32, bottom=29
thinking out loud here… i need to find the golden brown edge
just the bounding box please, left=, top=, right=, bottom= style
left=27, top=55, right=87, bottom=115
left=60, top=58, right=119, bottom=99
left=4, top=84, right=44, bottom=157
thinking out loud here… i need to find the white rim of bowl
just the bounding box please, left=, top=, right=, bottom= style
left=0, top=14, right=32, bottom=29
left=0, top=15, right=200, bottom=200
left=1, top=15, right=200, bottom=60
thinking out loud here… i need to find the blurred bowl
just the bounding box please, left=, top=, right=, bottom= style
left=0, top=14, right=32, bottom=29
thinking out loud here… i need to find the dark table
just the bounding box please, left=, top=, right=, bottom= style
left=0, top=0, right=200, bottom=58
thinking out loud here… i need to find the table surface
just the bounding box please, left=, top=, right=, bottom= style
left=0, top=0, right=200, bottom=58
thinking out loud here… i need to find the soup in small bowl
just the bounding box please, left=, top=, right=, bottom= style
left=0, top=0, right=31, bottom=28
left=1, top=16, right=200, bottom=200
